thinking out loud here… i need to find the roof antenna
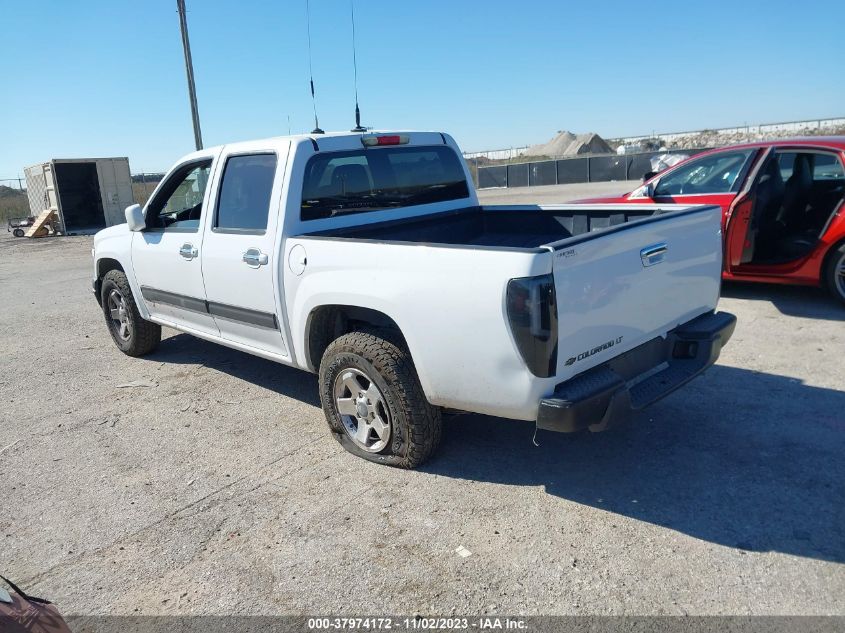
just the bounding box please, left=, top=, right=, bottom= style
left=349, top=0, right=366, bottom=132
left=305, top=0, right=324, bottom=134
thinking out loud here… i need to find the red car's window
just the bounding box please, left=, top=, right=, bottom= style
left=654, top=150, right=754, bottom=197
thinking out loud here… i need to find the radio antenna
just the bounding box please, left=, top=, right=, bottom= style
left=350, top=0, right=366, bottom=132
left=305, top=0, right=324, bottom=134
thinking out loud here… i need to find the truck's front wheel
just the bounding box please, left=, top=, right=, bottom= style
left=100, top=270, right=161, bottom=357
left=319, top=331, right=441, bottom=468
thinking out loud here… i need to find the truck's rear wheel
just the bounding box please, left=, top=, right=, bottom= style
left=100, top=270, right=161, bottom=356
left=319, top=331, right=441, bottom=468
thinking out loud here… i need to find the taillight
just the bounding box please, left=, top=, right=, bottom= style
left=506, top=274, right=558, bottom=377
left=361, top=134, right=409, bottom=147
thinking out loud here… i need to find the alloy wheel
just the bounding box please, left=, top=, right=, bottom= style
left=333, top=367, right=391, bottom=453
left=107, top=289, right=132, bottom=341
left=835, top=252, right=845, bottom=299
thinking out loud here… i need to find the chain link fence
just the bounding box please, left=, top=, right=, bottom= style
left=131, top=173, right=165, bottom=206
left=464, top=116, right=845, bottom=189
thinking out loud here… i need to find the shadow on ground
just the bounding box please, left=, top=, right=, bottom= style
left=145, top=334, right=844, bottom=564
left=425, top=364, right=845, bottom=564
left=145, top=332, right=320, bottom=407
left=721, top=281, right=844, bottom=321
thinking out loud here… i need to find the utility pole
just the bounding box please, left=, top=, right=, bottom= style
left=176, top=0, right=203, bottom=150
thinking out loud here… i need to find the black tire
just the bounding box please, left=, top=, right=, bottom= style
left=824, top=242, right=845, bottom=306
left=100, top=269, right=161, bottom=356
left=13, top=228, right=25, bottom=237
left=319, top=330, right=442, bottom=468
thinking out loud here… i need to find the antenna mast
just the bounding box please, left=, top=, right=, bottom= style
left=350, top=0, right=366, bottom=132
left=305, top=0, right=324, bottom=134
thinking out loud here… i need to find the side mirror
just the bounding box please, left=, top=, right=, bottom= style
left=125, top=204, right=145, bottom=232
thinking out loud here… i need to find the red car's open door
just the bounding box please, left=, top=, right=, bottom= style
left=725, top=149, right=773, bottom=269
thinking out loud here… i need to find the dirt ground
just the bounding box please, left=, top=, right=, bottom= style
left=1, top=183, right=843, bottom=616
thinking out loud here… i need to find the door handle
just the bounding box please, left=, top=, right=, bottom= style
left=179, top=243, right=198, bottom=260
left=640, top=243, right=668, bottom=267
left=243, top=248, right=269, bottom=268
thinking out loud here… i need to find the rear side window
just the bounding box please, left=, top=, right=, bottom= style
left=813, top=153, right=845, bottom=181
left=776, top=151, right=845, bottom=183
left=301, top=145, right=469, bottom=221
left=214, top=154, right=277, bottom=232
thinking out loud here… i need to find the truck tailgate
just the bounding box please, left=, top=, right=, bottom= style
left=549, top=205, right=722, bottom=379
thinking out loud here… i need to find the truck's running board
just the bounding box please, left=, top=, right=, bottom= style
left=536, top=311, right=736, bottom=433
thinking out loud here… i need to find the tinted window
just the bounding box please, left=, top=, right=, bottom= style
left=215, top=154, right=277, bottom=232
left=776, top=151, right=845, bottom=183
left=301, top=145, right=469, bottom=221
left=146, top=161, right=212, bottom=231
left=812, top=153, right=845, bottom=181
left=654, top=150, right=753, bottom=196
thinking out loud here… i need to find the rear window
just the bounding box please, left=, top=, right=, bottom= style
left=301, top=145, right=469, bottom=221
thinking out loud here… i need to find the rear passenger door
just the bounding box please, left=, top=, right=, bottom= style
left=201, top=145, right=291, bottom=359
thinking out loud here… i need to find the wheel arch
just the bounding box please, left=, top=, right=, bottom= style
left=304, top=304, right=408, bottom=372
left=97, top=257, right=124, bottom=277
left=94, top=257, right=125, bottom=305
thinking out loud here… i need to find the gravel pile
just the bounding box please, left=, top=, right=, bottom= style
left=644, top=123, right=845, bottom=151
left=523, top=131, right=613, bottom=157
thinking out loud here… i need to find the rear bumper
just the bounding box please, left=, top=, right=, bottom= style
left=536, top=311, right=736, bottom=433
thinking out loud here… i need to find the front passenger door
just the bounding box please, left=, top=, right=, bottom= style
left=131, top=159, right=220, bottom=336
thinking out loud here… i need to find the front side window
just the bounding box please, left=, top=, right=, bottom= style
left=301, top=145, right=469, bottom=221
left=214, top=154, right=277, bottom=232
left=654, top=150, right=754, bottom=197
left=146, top=160, right=212, bottom=231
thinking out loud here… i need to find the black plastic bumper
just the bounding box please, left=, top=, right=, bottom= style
left=536, top=311, right=736, bottom=433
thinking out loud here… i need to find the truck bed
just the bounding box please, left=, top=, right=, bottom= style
left=289, top=201, right=723, bottom=419
left=307, top=204, right=678, bottom=250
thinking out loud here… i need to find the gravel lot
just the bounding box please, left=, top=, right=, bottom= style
left=1, top=181, right=843, bottom=617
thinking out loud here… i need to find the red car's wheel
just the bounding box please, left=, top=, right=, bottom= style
left=825, top=242, right=845, bottom=306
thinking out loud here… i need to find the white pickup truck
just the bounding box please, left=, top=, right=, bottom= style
left=92, top=131, right=735, bottom=467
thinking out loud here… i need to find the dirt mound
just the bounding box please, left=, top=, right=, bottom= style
left=0, top=185, right=26, bottom=199
left=523, top=131, right=613, bottom=157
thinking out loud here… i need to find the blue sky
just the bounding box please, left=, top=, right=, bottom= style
left=2, top=0, right=844, bottom=179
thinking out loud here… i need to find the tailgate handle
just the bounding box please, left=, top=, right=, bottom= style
left=640, top=243, right=668, bottom=267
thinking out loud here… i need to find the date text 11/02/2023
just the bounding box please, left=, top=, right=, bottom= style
left=306, top=616, right=528, bottom=630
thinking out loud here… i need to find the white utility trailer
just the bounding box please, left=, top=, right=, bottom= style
left=24, top=157, right=135, bottom=234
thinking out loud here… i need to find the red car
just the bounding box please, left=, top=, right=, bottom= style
left=580, top=137, right=845, bottom=304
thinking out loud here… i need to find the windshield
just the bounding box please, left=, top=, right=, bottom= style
left=301, top=145, right=470, bottom=221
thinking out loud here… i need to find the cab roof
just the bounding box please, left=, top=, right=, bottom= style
left=199, top=130, right=449, bottom=156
